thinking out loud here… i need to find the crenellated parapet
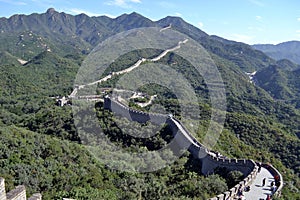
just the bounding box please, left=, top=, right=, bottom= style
left=262, top=163, right=284, bottom=197
left=103, top=96, right=256, bottom=177
left=208, top=165, right=259, bottom=200
left=6, top=185, right=26, bottom=200
left=0, top=178, right=6, bottom=200
left=0, top=178, right=42, bottom=200
left=104, top=95, right=168, bottom=125
left=103, top=96, right=283, bottom=199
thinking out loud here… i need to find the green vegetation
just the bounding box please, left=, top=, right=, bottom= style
left=252, top=41, right=300, bottom=65
left=255, top=64, right=300, bottom=108
left=0, top=125, right=231, bottom=199
left=0, top=9, right=300, bottom=199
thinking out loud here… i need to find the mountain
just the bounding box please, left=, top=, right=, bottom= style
left=0, top=51, right=21, bottom=65
left=0, top=8, right=300, bottom=199
left=252, top=41, right=300, bottom=65
left=0, top=8, right=283, bottom=115
left=252, top=41, right=300, bottom=102
left=0, top=8, right=159, bottom=55
left=254, top=61, right=300, bottom=107
left=0, top=8, right=278, bottom=71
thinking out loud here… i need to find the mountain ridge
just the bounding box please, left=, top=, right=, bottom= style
left=0, top=8, right=281, bottom=72
left=0, top=8, right=300, bottom=199
left=252, top=40, right=300, bottom=65
left=1, top=8, right=299, bottom=106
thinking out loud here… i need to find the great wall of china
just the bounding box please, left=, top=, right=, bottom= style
left=0, top=95, right=284, bottom=200
left=2, top=26, right=282, bottom=199
left=0, top=177, right=42, bottom=200
left=69, top=26, right=283, bottom=198
left=103, top=95, right=283, bottom=199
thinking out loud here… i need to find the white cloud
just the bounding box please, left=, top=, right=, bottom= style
left=105, top=0, right=141, bottom=8
left=158, top=1, right=175, bottom=9
left=297, top=18, right=300, bottom=22
left=106, top=0, right=126, bottom=7
left=130, top=0, right=141, bottom=3
left=248, top=26, right=264, bottom=31
left=28, top=0, right=56, bottom=9
left=248, top=0, right=264, bottom=7
left=67, top=8, right=116, bottom=18
left=198, top=22, right=204, bottom=28
left=255, top=15, right=262, bottom=20
left=175, top=12, right=182, bottom=17
left=0, top=0, right=26, bottom=5
left=229, top=34, right=254, bottom=44
left=222, top=21, right=229, bottom=25
left=69, top=8, right=100, bottom=16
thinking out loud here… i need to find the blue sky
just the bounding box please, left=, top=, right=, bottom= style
left=0, top=0, right=299, bottom=44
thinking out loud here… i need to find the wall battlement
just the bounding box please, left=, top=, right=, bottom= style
left=104, top=96, right=168, bottom=125
left=103, top=96, right=283, bottom=199
left=104, top=96, right=255, bottom=175
left=0, top=178, right=42, bottom=200
left=0, top=178, right=6, bottom=200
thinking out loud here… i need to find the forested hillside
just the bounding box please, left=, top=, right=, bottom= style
left=253, top=41, right=300, bottom=65
left=0, top=9, right=299, bottom=199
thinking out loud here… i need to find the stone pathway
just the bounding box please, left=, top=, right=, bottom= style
left=69, top=37, right=188, bottom=99
left=243, top=167, right=274, bottom=200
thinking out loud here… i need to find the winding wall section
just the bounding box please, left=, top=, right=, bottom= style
left=103, top=96, right=281, bottom=199
left=71, top=89, right=283, bottom=198
left=69, top=28, right=283, bottom=198
left=104, top=96, right=256, bottom=176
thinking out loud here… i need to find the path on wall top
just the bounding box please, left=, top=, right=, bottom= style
left=69, top=31, right=188, bottom=99
left=69, top=28, right=283, bottom=199
left=244, top=167, right=274, bottom=199
left=170, top=118, right=200, bottom=148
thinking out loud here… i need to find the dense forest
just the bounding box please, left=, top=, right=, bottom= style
left=0, top=9, right=300, bottom=199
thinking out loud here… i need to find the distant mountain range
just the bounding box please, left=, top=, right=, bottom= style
left=1, top=8, right=300, bottom=104
left=251, top=41, right=300, bottom=104
left=0, top=8, right=270, bottom=69
left=252, top=41, right=300, bottom=65
left=1, top=8, right=299, bottom=104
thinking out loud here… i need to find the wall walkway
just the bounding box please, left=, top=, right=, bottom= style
left=0, top=178, right=42, bottom=200
left=104, top=96, right=283, bottom=199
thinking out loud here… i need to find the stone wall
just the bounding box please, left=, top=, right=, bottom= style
left=0, top=178, right=42, bottom=200
left=104, top=97, right=256, bottom=176
left=104, top=96, right=167, bottom=125
left=200, top=155, right=256, bottom=176
left=0, top=178, right=6, bottom=200
left=28, top=194, right=42, bottom=200
left=165, top=117, right=256, bottom=177
left=262, top=163, right=283, bottom=197
left=6, top=185, right=26, bottom=200
left=208, top=166, right=259, bottom=200
left=103, top=96, right=283, bottom=199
